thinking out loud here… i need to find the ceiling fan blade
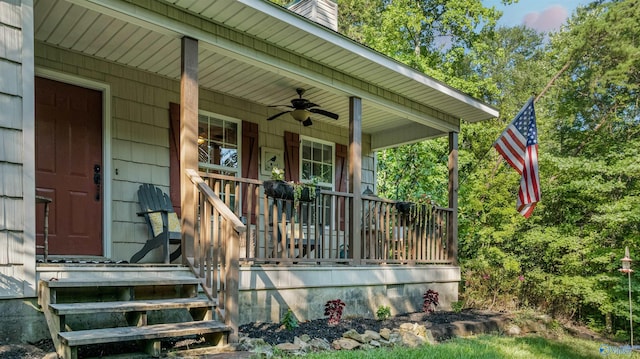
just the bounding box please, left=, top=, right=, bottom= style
left=302, top=118, right=313, bottom=127
left=266, top=111, right=291, bottom=121
left=309, top=108, right=339, bottom=120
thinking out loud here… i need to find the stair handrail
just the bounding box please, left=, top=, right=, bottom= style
left=187, top=169, right=246, bottom=232
left=186, top=168, right=245, bottom=343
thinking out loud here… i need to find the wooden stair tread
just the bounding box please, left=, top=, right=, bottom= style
left=50, top=297, right=216, bottom=315
left=42, top=278, right=200, bottom=288
left=59, top=320, right=231, bottom=346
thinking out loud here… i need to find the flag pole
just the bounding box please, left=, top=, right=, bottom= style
left=459, top=60, right=570, bottom=186
left=535, top=60, right=571, bottom=104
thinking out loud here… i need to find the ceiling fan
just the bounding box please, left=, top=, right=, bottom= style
left=267, top=88, right=339, bottom=126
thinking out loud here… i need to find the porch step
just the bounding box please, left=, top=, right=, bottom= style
left=59, top=320, right=230, bottom=358
left=59, top=320, right=230, bottom=346
left=39, top=273, right=230, bottom=359
left=43, top=277, right=201, bottom=288
left=49, top=297, right=216, bottom=315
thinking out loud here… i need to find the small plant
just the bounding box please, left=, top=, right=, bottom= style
left=271, top=167, right=284, bottom=181
left=292, top=177, right=319, bottom=203
left=376, top=305, right=391, bottom=320
left=280, top=309, right=298, bottom=331
left=451, top=301, right=463, bottom=313
left=324, top=299, right=346, bottom=325
left=423, top=289, right=439, bottom=314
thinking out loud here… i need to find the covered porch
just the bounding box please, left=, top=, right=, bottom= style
left=7, top=0, right=497, bottom=344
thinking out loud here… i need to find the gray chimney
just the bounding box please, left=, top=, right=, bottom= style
left=287, top=0, right=338, bottom=32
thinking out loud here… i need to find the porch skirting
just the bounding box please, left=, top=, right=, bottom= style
left=238, top=265, right=460, bottom=324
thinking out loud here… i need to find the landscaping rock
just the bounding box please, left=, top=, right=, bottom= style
left=343, top=329, right=367, bottom=343
left=308, top=338, right=332, bottom=351
left=380, top=327, right=392, bottom=340
left=238, top=337, right=273, bottom=357
left=364, top=329, right=382, bottom=341
left=299, top=334, right=311, bottom=342
left=332, top=337, right=361, bottom=350
left=275, top=342, right=302, bottom=352
left=293, top=336, right=310, bottom=351
left=399, top=331, right=427, bottom=347
left=507, top=325, right=522, bottom=336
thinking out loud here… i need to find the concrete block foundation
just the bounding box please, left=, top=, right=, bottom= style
left=238, top=265, right=460, bottom=324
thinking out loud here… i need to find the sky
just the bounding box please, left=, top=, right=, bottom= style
left=483, top=0, right=592, bottom=32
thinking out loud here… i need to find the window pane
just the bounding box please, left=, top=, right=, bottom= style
left=323, top=146, right=332, bottom=163
left=302, top=140, right=311, bottom=158
left=224, top=122, right=237, bottom=145
left=322, top=164, right=332, bottom=182
left=313, top=143, right=322, bottom=161
left=302, top=162, right=311, bottom=179
left=312, top=163, right=322, bottom=180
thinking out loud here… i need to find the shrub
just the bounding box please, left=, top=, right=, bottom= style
left=376, top=305, right=391, bottom=320
left=324, top=299, right=346, bottom=325
left=423, top=289, right=439, bottom=314
left=451, top=301, right=464, bottom=313
left=280, top=309, right=298, bottom=331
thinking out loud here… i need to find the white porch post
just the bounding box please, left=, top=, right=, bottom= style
left=349, top=96, right=362, bottom=264
left=180, top=36, right=198, bottom=264
left=448, top=131, right=459, bottom=265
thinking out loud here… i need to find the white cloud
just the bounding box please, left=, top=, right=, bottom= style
left=522, top=5, right=568, bottom=32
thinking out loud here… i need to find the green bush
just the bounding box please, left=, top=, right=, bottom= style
left=281, top=309, right=298, bottom=331
left=376, top=305, right=391, bottom=320
left=451, top=301, right=464, bottom=313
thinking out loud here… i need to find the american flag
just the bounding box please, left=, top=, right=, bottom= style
left=494, top=98, right=540, bottom=218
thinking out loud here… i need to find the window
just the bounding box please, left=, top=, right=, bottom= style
left=198, top=112, right=241, bottom=208
left=300, top=137, right=334, bottom=189
left=300, top=137, right=334, bottom=225
left=197, top=112, right=240, bottom=175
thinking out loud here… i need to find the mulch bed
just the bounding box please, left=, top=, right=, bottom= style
left=239, top=309, right=510, bottom=345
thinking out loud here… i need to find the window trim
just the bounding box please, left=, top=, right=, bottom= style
left=197, top=110, right=242, bottom=175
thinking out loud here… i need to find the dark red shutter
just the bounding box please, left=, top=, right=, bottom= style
left=242, top=121, right=259, bottom=223
left=169, top=102, right=181, bottom=216
left=335, top=143, right=348, bottom=192
left=335, top=143, right=348, bottom=230
left=284, top=131, right=300, bottom=182
left=241, top=121, right=259, bottom=179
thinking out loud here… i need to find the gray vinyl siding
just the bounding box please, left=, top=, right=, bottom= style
left=0, top=0, right=35, bottom=298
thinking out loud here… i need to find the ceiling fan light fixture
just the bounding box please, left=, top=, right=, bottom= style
left=302, top=118, right=313, bottom=127
left=290, top=109, right=310, bottom=122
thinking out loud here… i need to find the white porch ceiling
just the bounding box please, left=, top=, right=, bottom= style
left=34, top=0, right=499, bottom=150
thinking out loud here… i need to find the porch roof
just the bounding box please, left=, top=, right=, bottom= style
left=35, top=0, right=498, bottom=149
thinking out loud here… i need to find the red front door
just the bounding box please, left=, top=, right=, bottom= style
left=35, top=77, right=103, bottom=256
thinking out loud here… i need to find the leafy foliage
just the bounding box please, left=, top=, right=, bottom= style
left=281, top=309, right=299, bottom=331
left=423, top=289, right=440, bottom=314
left=324, top=299, right=346, bottom=325
left=376, top=305, right=391, bottom=321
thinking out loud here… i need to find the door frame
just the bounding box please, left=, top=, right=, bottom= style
left=34, top=68, right=113, bottom=258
